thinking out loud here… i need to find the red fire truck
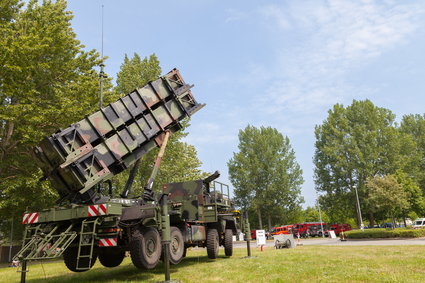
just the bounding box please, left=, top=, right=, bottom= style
left=270, top=225, right=294, bottom=236
left=329, top=223, right=352, bottom=235
left=292, top=222, right=327, bottom=237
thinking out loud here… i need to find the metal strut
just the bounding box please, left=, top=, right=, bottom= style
left=142, top=131, right=171, bottom=201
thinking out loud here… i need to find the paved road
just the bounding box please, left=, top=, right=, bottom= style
left=233, top=237, right=425, bottom=248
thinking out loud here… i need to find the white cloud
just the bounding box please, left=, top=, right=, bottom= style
left=224, top=8, right=249, bottom=23
left=185, top=121, right=238, bottom=145
left=258, top=0, right=425, bottom=115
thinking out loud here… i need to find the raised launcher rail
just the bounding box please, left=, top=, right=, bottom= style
left=34, top=69, right=204, bottom=204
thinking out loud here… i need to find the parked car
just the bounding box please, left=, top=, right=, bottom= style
left=412, top=218, right=425, bottom=228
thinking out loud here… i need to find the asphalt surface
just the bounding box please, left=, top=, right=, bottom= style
left=233, top=237, right=425, bottom=248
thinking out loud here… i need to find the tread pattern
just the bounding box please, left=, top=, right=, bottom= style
left=169, top=227, right=184, bottom=265
left=224, top=229, right=233, bottom=256
left=130, top=227, right=161, bottom=269
left=207, top=228, right=219, bottom=259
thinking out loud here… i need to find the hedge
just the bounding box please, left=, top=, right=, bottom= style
left=344, top=228, right=425, bottom=239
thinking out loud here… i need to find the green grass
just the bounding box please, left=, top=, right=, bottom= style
left=345, top=228, right=425, bottom=239
left=2, top=246, right=425, bottom=282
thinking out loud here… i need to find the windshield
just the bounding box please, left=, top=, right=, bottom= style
left=414, top=221, right=423, bottom=226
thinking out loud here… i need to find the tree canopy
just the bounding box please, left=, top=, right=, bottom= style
left=0, top=0, right=116, bottom=238
left=365, top=174, right=410, bottom=228
left=115, top=53, right=161, bottom=95
left=400, top=114, right=425, bottom=193
left=228, top=125, right=304, bottom=230
left=314, top=99, right=421, bottom=227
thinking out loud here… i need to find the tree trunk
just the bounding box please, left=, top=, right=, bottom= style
left=257, top=208, right=263, bottom=230
left=267, top=214, right=272, bottom=233
left=392, top=215, right=396, bottom=230
left=368, top=212, right=375, bottom=228
left=403, top=217, right=407, bottom=228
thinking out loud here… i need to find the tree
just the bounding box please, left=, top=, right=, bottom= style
left=228, top=125, right=304, bottom=230
left=365, top=175, right=410, bottom=229
left=0, top=0, right=116, bottom=238
left=303, top=206, right=330, bottom=223
left=112, top=53, right=204, bottom=196
left=115, top=53, right=161, bottom=95
left=314, top=100, right=419, bottom=228
left=399, top=114, right=425, bottom=193
left=394, top=170, right=425, bottom=223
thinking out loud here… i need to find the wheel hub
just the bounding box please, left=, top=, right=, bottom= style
left=146, top=238, right=156, bottom=256
left=171, top=236, right=180, bottom=253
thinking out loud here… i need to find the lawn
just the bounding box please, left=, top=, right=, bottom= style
left=2, top=245, right=425, bottom=283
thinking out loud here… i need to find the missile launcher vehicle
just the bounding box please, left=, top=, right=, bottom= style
left=14, top=69, right=239, bottom=279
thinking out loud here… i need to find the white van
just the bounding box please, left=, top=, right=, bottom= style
left=412, top=218, right=425, bottom=228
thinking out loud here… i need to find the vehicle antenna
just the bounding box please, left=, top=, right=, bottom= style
left=99, top=4, right=105, bottom=109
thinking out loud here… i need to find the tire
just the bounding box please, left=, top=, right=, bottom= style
left=206, top=228, right=219, bottom=259
left=130, top=227, right=161, bottom=269
left=168, top=227, right=185, bottom=265
left=63, top=246, right=97, bottom=272
left=224, top=229, right=233, bottom=257
left=98, top=247, right=125, bottom=268
left=285, top=239, right=292, bottom=248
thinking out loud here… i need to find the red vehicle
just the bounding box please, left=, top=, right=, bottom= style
left=293, top=222, right=327, bottom=237
left=329, top=223, right=352, bottom=235
left=270, top=225, right=294, bottom=236
left=251, top=229, right=257, bottom=240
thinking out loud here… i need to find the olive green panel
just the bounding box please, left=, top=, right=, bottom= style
left=29, top=202, right=123, bottom=223
left=202, top=206, right=218, bottom=223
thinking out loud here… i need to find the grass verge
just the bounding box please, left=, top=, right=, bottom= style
left=1, top=245, right=425, bottom=282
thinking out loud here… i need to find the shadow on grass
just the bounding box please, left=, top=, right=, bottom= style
left=26, top=254, right=228, bottom=283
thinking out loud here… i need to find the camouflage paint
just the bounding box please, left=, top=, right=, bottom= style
left=34, top=69, right=205, bottom=203
left=163, top=178, right=237, bottom=226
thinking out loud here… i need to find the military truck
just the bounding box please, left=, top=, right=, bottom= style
left=14, top=69, right=239, bottom=277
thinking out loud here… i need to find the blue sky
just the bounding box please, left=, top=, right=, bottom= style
left=67, top=0, right=425, bottom=207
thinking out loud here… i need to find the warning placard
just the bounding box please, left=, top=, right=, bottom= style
left=256, top=230, right=266, bottom=246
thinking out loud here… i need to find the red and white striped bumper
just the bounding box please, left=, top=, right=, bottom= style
left=22, top=212, right=39, bottom=224
left=88, top=204, right=107, bottom=217
left=99, top=238, right=117, bottom=247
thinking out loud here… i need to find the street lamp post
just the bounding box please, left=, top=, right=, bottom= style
left=317, top=202, right=325, bottom=238
left=353, top=185, right=364, bottom=231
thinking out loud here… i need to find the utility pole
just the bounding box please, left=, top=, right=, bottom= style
left=317, top=201, right=324, bottom=238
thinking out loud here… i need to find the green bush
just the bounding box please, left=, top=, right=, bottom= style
left=345, top=228, right=425, bottom=239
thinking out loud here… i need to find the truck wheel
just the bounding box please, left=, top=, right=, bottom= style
left=130, top=227, right=161, bottom=269
left=63, top=246, right=97, bottom=272
left=98, top=247, right=125, bottom=267
left=168, top=227, right=184, bottom=265
left=224, top=229, right=233, bottom=257
left=207, top=228, right=219, bottom=259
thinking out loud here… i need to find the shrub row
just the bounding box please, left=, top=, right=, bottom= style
left=344, top=228, right=425, bottom=239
